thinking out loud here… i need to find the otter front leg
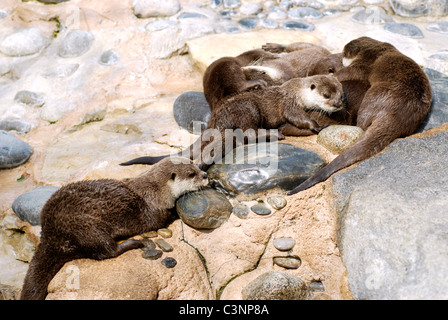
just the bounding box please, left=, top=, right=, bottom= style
left=284, top=111, right=326, bottom=134
left=242, top=79, right=268, bottom=92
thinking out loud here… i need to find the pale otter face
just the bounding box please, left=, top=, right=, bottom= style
left=167, top=162, right=208, bottom=199
left=300, top=75, right=344, bottom=114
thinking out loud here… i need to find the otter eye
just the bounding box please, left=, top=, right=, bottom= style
left=323, top=93, right=330, bottom=99
left=188, top=172, right=196, bottom=178
left=329, top=68, right=334, bottom=74
left=171, top=173, right=176, bottom=180
left=310, top=84, right=316, bottom=90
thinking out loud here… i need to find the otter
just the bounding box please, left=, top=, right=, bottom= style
left=203, top=48, right=280, bottom=110
left=288, top=36, right=433, bottom=195
left=120, top=75, right=344, bottom=169
left=242, top=42, right=343, bottom=85
left=20, top=158, right=208, bottom=300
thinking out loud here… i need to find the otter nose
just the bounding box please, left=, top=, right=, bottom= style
left=333, top=103, right=342, bottom=109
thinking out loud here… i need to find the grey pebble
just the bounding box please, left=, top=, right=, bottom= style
left=233, top=203, right=250, bottom=219
left=273, top=237, right=296, bottom=251
left=273, top=256, right=301, bottom=269
left=251, top=202, right=271, bottom=216
left=156, top=239, right=173, bottom=252
left=162, top=257, right=177, bottom=268
left=142, top=248, right=163, bottom=260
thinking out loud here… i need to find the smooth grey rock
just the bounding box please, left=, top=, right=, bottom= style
left=141, top=248, right=163, bottom=260
left=232, top=203, right=250, bottom=219
left=155, top=239, right=173, bottom=252
left=207, top=143, right=325, bottom=197
left=351, top=6, right=394, bottom=25
left=133, top=0, right=181, bottom=18
left=0, top=118, right=31, bottom=134
left=14, top=90, right=45, bottom=108
left=238, top=17, right=258, bottom=29
left=334, top=131, right=448, bottom=299
left=173, top=91, right=211, bottom=133
left=267, top=196, right=287, bottom=210
left=242, top=271, right=312, bottom=300
left=99, top=50, right=120, bottom=65
left=288, top=7, right=323, bottom=20
left=161, top=257, right=177, bottom=268
left=250, top=202, right=271, bottom=216
left=384, top=23, right=424, bottom=38
left=58, top=30, right=94, bottom=58
left=317, top=125, right=364, bottom=154
left=11, top=186, right=59, bottom=225
left=176, top=187, right=232, bottom=229
left=417, top=69, right=448, bottom=132
left=0, top=28, right=46, bottom=57
left=0, top=130, right=33, bottom=169
left=282, top=20, right=315, bottom=31
left=273, top=237, right=296, bottom=251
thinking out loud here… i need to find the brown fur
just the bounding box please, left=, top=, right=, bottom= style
left=288, top=37, right=433, bottom=195
left=120, top=75, right=344, bottom=168
left=20, top=158, right=207, bottom=300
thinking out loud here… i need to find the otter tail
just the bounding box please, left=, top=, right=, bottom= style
left=288, top=120, right=396, bottom=195
left=20, top=246, right=71, bottom=300
left=119, top=154, right=173, bottom=166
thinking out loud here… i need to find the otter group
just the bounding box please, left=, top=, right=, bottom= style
left=21, top=37, right=432, bottom=300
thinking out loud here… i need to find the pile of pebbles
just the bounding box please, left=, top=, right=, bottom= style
left=140, top=228, right=177, bottom=269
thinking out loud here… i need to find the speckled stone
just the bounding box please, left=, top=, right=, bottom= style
left=233, top=203, right=250, bottom=219
left=161, top=257, right=177, bottom=268
left=267, top=197, right=287, bottom=210
left=317, top=125, right=364, bottom=154
left=273, top=256, right=301, bottom=269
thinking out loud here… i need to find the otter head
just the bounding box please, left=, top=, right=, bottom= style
left=342, top=36, right=395, bottom=67
left=307, top=53, right=343, bottom=76
left=298, top=75, right=344, bottom=114
left=161, top=157, right=208, bottom=200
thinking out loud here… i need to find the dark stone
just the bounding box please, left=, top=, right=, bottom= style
left=0, top=130, right=33, bottom=169
left=142, top=248, right=163, bottom=260
left=384, top=23, right=424, bottom=38
left=282, top=20, right=315, bottom=31
left=417, top=69, right=448, bottom=132
left=238, top=17, right=258, bottom=29
left=207, top=142, right=325, bottom=197
left=173, top=91, right=211, bottom=133
left=250, top=202, right=271, bottom=216
left=161, top=257, right=177, bottom=268
left=141, top=238, right=156, bottom=250
left=12, top=186, right=59, bottom=225
left=176, top=187, right=233, bottom=229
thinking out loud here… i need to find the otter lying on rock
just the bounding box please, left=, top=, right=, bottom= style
left=20, top=158, right=208, bottom=300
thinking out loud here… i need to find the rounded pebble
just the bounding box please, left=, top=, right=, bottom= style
left=282, top=20, right=315, bottom=31
left=273, top=256, right=301, bottom=269
left=0, top=130, right=34, bottom=170
left=141, top=231, right=158, bottom=238
left=233, top=203, right=250, bottom=219
left=384, top=23, right=424, bottom=38
left=141, top=238, right=156, bottom=250
left=58, top=30, right=95, bottom=58
left=99, top=50, right=121, bottom=65
left=162, top=257, right=177, bottom=268
left=317, top=125, right=364, bottom=154
left=250, top=202, right=271, bottom=216
left=273, top=237, right=296, bottom=251
left=0, top=28, right=46, bottom=57
left=157, top=228, right=173, bottom=238
left=141, top=248, right=163, bottom=260
left=267, top=196, right=287, bottom=210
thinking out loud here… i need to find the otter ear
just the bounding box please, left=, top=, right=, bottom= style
left=310, top=84, right=316, bottom=90
left=170, top=173, right=176, bottom=181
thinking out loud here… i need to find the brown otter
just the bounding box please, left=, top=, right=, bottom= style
left=120, top=75, right=344, bottom=168
left=242, top=42, right=343, bottom=85
left=288, top=36, right=433, bottom=195
left=20, top=158, right=208, bottom=300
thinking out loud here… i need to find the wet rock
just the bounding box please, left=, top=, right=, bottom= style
left=250, top=202, right=271, bottom=216
left=0, top=28, right=47, bottom=57
left=351, top=6, right=394, bottom=25
left=317, top=125, right=364, bottom=154
left=162, top=257, right=177, bottom=268
left=11, top=186, right=60, bottom=226
left=232, top=203, right=250, bottom=219
left=389, top=0, right=448, bottom=17
left=14, top=91, right=45, bottom=108
left=176, top=187, right=232, bottom=229
left=242, top=271, right=312, bottom=300
left=173, top=91, right=211, bottom=133
left=427, top=21, right=448, bottom=34
left=0, top=119, right=31, bottom=134
left=133, top=0, right=181, bottom=18
left=288, top=7, right=323, bottom=20
left=267, top=196, right=287, bottom=210
left=384, top=23, right=424, bottom=38
left=58, top=30, right=94, bottom=58
left=282, top=20, right=315, bottom=31
left=207, top=143, right=325, bottom=197
left=417, top=69, right=448, bottom=132
left=273, top=237, right=296, bottom=251
left=273, top=256, right=301, bottom=269
left=0, top=130, right=33, bottom=169
left=334, top=131, right=448, bottom=299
